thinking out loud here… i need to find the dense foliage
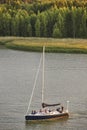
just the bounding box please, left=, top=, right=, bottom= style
left=0, top=0, right=87, bottom=38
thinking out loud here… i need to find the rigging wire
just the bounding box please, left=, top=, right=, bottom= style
left=25, top=54, right=42, bottom=115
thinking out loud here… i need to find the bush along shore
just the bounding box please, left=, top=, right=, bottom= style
left=1, top=37, right=87, bottom=54
left=6, top=44, right=87, bottom=54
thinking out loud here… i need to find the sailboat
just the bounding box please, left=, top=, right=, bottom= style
left=25, top=46, right=69, bottom=121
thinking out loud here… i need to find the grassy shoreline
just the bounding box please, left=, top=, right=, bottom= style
left=0, top=37, right=87, bottom=53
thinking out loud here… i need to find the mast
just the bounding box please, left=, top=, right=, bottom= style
left=42, top=46, right=45, bottom=104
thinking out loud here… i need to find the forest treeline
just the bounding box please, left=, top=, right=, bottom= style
left=0, top=0, right=87, bottom=38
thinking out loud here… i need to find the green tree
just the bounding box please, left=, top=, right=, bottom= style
left=75, top=7, right=83, bottom=38
left=27, top=22, right=32, bottom=36
left=0, top=13, right=11, bottom=36
left=0, top=13, right=4, bottom=36
left=64, top=10, right=73, bottom=38
left=46, top=10, right=56, bottom=37
left=72, top=7, right=76, bottom=38
left=35, top=18, right=41, bottom=37
left=15, top=9, right=29, bottom=36
left=81, top=9, right=87, bottom=38
left=53, top=23, right=62, bottom=38
left=38, top=12, right=47, bottom=37
left=30, top=14, right=37, bottom=37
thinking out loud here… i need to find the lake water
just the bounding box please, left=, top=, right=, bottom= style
left=0, top=48, right=87, bottom=130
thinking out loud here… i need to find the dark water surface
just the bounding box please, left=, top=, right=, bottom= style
left=0, top=48, right=87, bottom=130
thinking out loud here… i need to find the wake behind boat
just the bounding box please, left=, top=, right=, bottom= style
left=25, top=46, right=69, bottom=122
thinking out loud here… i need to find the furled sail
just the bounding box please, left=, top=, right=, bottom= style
left=42, top=102, right=61, bottom=108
